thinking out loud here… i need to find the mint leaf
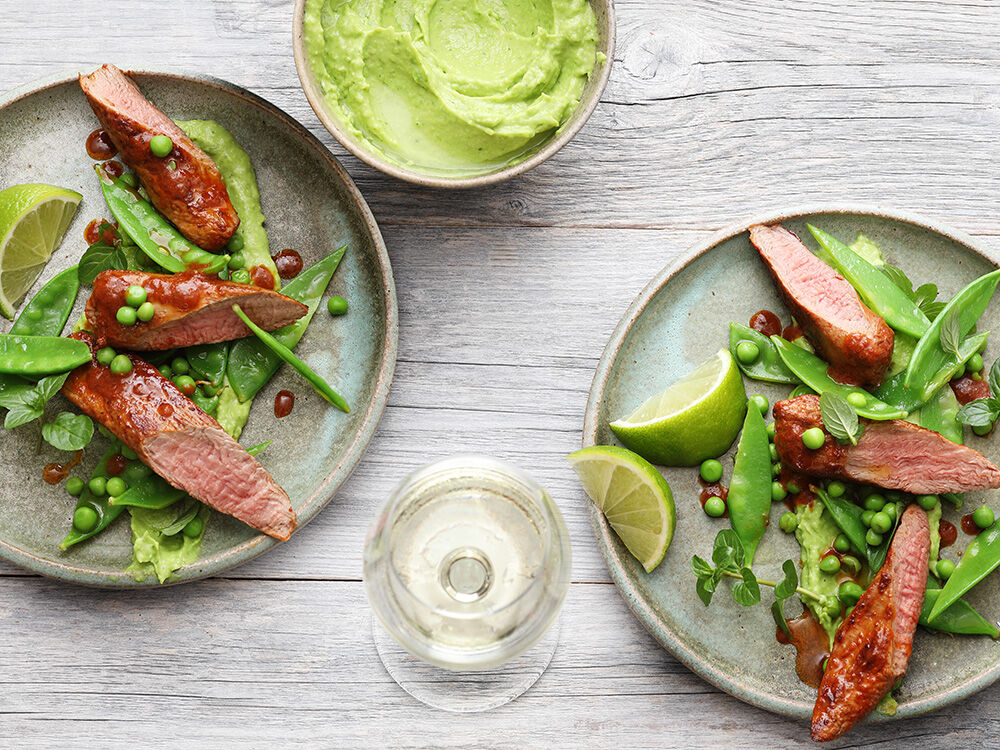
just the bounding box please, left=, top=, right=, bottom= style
left=920, top=300, right=946, bottom=320
left=41, top=412, right=94, bottom=451
left=3, top=391, right=44, bottom=428
left=732, top=566, right=761, bottom=606
left=691, top=555, right=714, bottom=580
left=820, top=392, right=862, bottom=445
left=696, top=575, right=717, bottom=606
left=774, top=559, right=799, bottom=600
left=957, top=399, right=1000, bottom=427
left=0, top=383, right=36, bottom=409
left=881, top=264, right=914, bottom=296
left=35, top=372, right=69, bottom=402
left=939, top=309, right=962, bottom=357
left=712, top=529, right=744, bottom=570
left=989, top=357, right=1000, bottom=397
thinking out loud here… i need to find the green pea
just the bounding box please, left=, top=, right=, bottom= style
left=136, top=301, right=156, bottom=322
left=202, top=382, right=223, bottom=397
left=122, top=446, right=137, bottom=460
left=779, top=511, right=798, bottom=533
left=827, top=481, right=846, bottom=498
left=786, top=482, right=800, bottom=495
left=846, top=392, right=867, bottom=408
left=72, top=505, right=99, bottom=532
left=125, top=285, right=147, bottom=307
left=704, top=496, right=726, bottom=518
left=834, top=534, right=851, bottom=553
left=883, top=502, right=897, bottom=521
left=327, top=296, right=348, bottom=316
left=973, top=506, right=995, bottom=529
left=171, top=357, right=190, bottom=375
left=230, top=268, right=251, bottom=284
left=954, top=363, right=967, bottom=378
left=936, top=558, right=956, bottom=580
left=227, top=251, right=246, bottom=270
left=227, top=233, right=245, bottom=253
left=769, top=444, right=778, bottom=462
left=863, top=493, right=885, bottom=512
left=766, top=422, right=776, bottom=440
left=837, top=581, right=864, bottom=606
left=88, top=476, right=107, bottom=496
left=699, top=459, right=723, bottom=483
left=110, top=354, right=133, bottom=375
left=123, top=461, right=152, bottom=484
left=116, top=306, right=137, bottom=325
left=969, top=353, right=985, bottom=373
left=973, top=423, right=992, bottom=436
left=150, top=134, right=173, bottom=157
left=861, top=509, right=875, bottom=527
left=866, top=529, right=883, bottom=547
left=105, top=476, right=127, bottom=497
left=841, top=555, right=862, bottom=575
left=802, top=427, right=825, bottom=450
left=772, top=462, right=782, bottom=477
left=771, top=481, right=787, bottom=502
left=182, top=515, right=205, bottom=538
left=917, top=494, right=940, bottom=511
left=96, top=347, right=116, bottom=366
left=735, top=340, right=760, bottom=364
left=819, top=555, right=841, bottom=574
left=749, top=394, right=769, bottom=415
left=173, top=375, right=196, bottom=395
left=870, top=511, right=892, bottom=534
left=65, top=477, right=85, bottom=496
left=158, top=364, right=172, bottom=378
left=823, top=597, right=842, bottom=617
left=119, top=172, right=138, bottom=188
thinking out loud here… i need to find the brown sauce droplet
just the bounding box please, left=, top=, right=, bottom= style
left=749, top=309, right=782, bottom=338
left=105, top=453, right=128, bottom=477
left=86, top=129, right=118, bottom=160
left=779, top=467, right=815, bottom=509
left=250, top=265, right=277, bottom=290
left=84, top=218, right=118, bottom=246
left=951, top=375, right=991, bottom=406
left=782, top=324, right=804, bottom=341
left=157, top=403, right=174, bottom=418
left=274, top=390, right=295, bottom=418
left=961, top=513, right=981, bottom=536
left=698, top=479, right=728, bottom=515
left=939, top=519, right=958, bottom=548
left=42, top=450, right=84, bottom=485
left=776, top=608, right=830, bottom=688
left=101, top=160, right=124, bottom=178
left=273, top=249, right=304, bottom=279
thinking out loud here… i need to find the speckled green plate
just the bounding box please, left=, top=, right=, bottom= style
left=0, top=70, right=397, bottom=586
left=584, top=207, right=1000, bottom=720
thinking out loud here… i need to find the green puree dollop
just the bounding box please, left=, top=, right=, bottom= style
left=303, top=0, right=602, bottom=175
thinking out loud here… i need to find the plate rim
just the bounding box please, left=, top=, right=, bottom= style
left=582, top=204, right=1000, bottom=720
left=0, top=69, right=398, bottom=587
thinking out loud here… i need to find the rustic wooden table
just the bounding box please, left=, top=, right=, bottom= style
left=2, top=0, right=1000, bottom=746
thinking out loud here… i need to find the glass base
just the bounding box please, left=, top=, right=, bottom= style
left=372, top=616, right=561, bottom=712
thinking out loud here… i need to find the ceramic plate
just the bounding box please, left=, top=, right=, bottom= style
left=584, top=207, right=1000, bottom=719
left=0, top=71, right=397, bottom=586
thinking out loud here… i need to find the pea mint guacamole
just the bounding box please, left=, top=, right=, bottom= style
left=302, top=0, right=602, bottom=176
left=795, top=503, right=843, bottom=645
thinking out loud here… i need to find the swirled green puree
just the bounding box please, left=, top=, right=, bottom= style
left=303, top=0, right=601, bottom=176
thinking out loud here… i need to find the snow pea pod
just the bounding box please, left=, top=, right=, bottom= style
left=227, top=245, right=346, bottom=403
left=729, top=322, right=799, bottom=384
left=919, top=385, right=963, bottom=444
left=186, top=343, right=228, bottom=387
left=905, top=269, right=1000, bottom=392
left=60, top=446, right=126, bottom=549
left=0, top=334, right=90, bottom=376
left=95, top=164, right=188, bottom=273
left=10, top=266, right=79, bottom=337
left=880, top=332, right=987, bottom=408
left=928, top=520, right=1000, bottom=622
left=920, top=580, right=999, bottom=637
left=817, top=488, right=899, bottom=573
left=771, top=336, right=907, bottom=419
left=808, top=225, right=931, bottom=338
left=232, top=305, right=350, bottom=413
left=726, top=404, right=771, bottom=566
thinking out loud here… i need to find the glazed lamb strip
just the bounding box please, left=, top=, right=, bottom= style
left=811, top=504, right=929, bottom=741
left=773, top=394, right=1000, bottom=494
left=61, top=333, right=296, bottom=540
left=749, top=223, right=894, bottom=388
left=79, top=64, right=239, bottom=251
left=87, top=270, right=307, bottom=350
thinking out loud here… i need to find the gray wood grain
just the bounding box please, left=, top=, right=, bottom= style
left=2, top=0, right=1000, bottom=746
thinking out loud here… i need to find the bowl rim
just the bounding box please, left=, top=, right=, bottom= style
left=582, top=204, right=1000, bottom=720
left=291, top=0, right=616, bottom=189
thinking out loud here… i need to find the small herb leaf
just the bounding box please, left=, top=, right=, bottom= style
left=696, top=575, right=717, bottom=607
left=957, top=398, right=1000, bottom=428
left=939, top=309, right=963, bottom=357
left=712, top=529, right=744, bottom=570
left=41, top=412, right=94, bottom=451
left=880, top=264, right=914, bottom=297
left=775, top=559, right=799, bottom=600
left=772, top=599, right=791, bottom=637
left=691, top=555, right=714, bottom=580
left=820, top=392, right=862, bottom=445
left=732, top=567, right=761, bottom=606
left=989, top=358, right=1000, bottom=397
left=35, top=372, right=69, bottom=403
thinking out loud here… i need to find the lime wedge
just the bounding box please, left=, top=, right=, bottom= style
left=0, top=183, right=82, bottom=319
left=610, top=349, right=746, bottom=466
left=568, top=445, right=675, bottom=572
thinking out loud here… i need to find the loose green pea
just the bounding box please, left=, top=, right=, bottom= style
left=110, top=354, right=133, bottom=375
left=772, top=462, right=782, bottom=477
left=116, top=306, right=137, bottom=326
left=171, top=357, right=190, bottom=375
left=972, top=372, right=983, bottom=381
left=954, top=363, right=967, bottom=378
left=182, top=515, right=204, bottom=538
left=779, top=511, right=798, bottom=533
left=802, top=427, right=825, bottom=450
left=227, top=251, right=246, bottom=270
left=327, top=295, right=348, bottom=316
left=227, top=233, right=245, bottom=253
left=96, top=347, right=116, bottom=366
left=749, top=394, right=769, bottom=415
left=769, top=444, right=778, bottom=462
left=870, top=511, right=892, bottom=534
left=65, top=477, right=85, bottom=496
left=120, top=172, right=138, bottom=188
left=105, top=476, right=127, bottom=497
left=230, top=268, right=251, bottom=284
left=125, top=285, right=147, bottom=307
left=973, top=506, right=995, bottom=529
left=827, top=481, right=846, bottom=498
left=883, top=502, right=897, bottom=521
left=73, top=506, right=99, bottom=532
left=861, top=509, right=875, bottom=527
left=787, top=482, right=800, bottom=495
left=771, top=481, right=787, bottom=502
left=150, top=134, right=173, bottom=157
left=123, top=461, right=152, bottom=484
left=699, top=459, right=723, bottom=483
left=866, top=529, right=883, bottom=547
left=834, top=534, right=851, bottom=553
left=846, top=392, right=867, bottom=408
left=136, top=301, right=156, bottom=322
left=766, top=422, right=776, bottom=440
left=819, top=555, right=841, bottom=574
left=864, top=493, right=885, bottom=511
left=88, top=477, right=107, bottom=496
left=173, top=375, right=196, bottom=396
left=841, top=555, right=862, bottom=575
left=917, top=494, right=940, bottom=511
left=937, top=559, right=956, bottom=580
left=735, top=340, right=760, bottom=364
left=704, top=496, right=726, bottom=518
left=969, top=353, right=985, bottom=373
left=158, top=364, right=172, bottom=378
left=973, top=423, right=992, bottom=436
left=838, top=581, right=864, bottom=606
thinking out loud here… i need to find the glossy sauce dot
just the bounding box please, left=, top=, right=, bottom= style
left=273, top=249, right=304, bottom=279
left=105, top=453, right=129, bottom=477
left=86, top=129, right=118, bottom=160
left=274, top=390, right=295, bottom=418
left=101, top=160, right=124, bottom=178
left=157, top=403, right=174, bottom=418
left=42, top=450, right=84, bottom=485
left=251, top=265, right=277, bottom=289
left=749, top=309, right=782, bottom=337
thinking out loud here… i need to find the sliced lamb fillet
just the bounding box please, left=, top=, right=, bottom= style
left=811, top=504, right=929, bottom=741
left=773, top=394, right=1000, bottom=493
left=79, top=64, right=239, bottom=251
left=86, top=270, right=307, bottom=350
left=61, top=333, right=295, bottom=540
left=750, top=223, right=894, bottom=387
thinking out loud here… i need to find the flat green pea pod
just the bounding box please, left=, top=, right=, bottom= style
left=95, top=164, right=188, bottom=272
left=928, top=520, right=1000, bottom=622
left=0, top=334, right=91, bottom=376
left=920, top=579, right=999, bottom=637
left=728, top=322, right=799, bottom=384
left=920, top=385, right=963, bottom=444
left=726, top=404, right=771, bottom=566
left=227, top=245, right=346, bottom=403
left=905, top=269, right=1000, bottom=392
left=817, top=489, right=874, bottom=569
left=190, top=389, right=220, bottom=417
left=771, top=336, right=907, bottom=419
left=186, top=343, right=228, bottom=387
left=788, top=384, right=816, bottom=398
left=108, top=472, right=185, bottom=510
left=879, top=332, right=987, bottom=409
left=60, top=446, right=126, bottom=549
left=807, top=225, right=931, bottom=338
